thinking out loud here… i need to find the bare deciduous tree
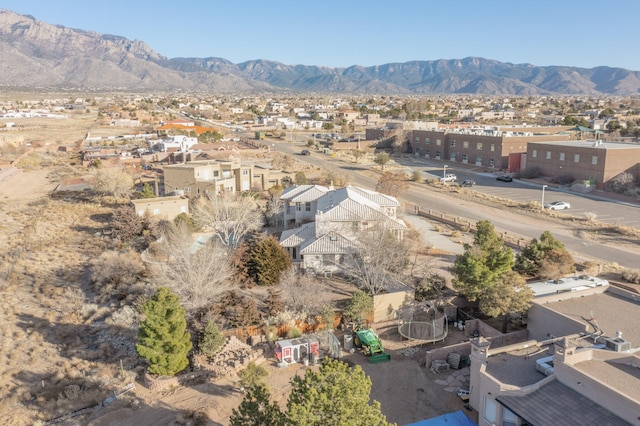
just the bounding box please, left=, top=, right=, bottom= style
left=376, top=171, right=409, bottom=198
left=192, top=194, right=264, bottom=251
left=147, top=222, right=234, bottom=315
left=264, top=192, right=283, bottom=227
left=278, top=267, right=322, bottom=316
left=343, top=226, right=410, bottom=295
left=91, top=167, right=134, bottom=199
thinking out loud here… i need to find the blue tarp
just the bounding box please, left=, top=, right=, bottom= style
left=405, top=410, right=478, bottom=426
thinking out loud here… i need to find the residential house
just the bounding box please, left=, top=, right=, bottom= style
left=279, top=184, right=407, bottom=274
left=163, top=159, right=293, bottom=197
left=130, top=196, right=189, bottom=221
left=468, top=285, right=640, bottom=426
left=154, top=135, right=198, bottom=153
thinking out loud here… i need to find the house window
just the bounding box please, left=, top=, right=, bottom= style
left=477, top=142, right=483, bottom=150
left=463, top=141, right=469, bottom=148
left=436, top=150, right=441, bottom=158
left=425, top=149, right=430, bottom=156
left=451, top=140, right=457, bottom=147
left=436, top=139, right=442, bottom=146
left=305, top=202, right=311, bottom=211
left=574, top=154, right=580, bottom=162
left=214, top=171, right=219, bottom=177
left=197, top=188, right=201, bottom=194
left=462, top=153, right=468, bottom=162
left=242, top=170, right=249, bottom=175
left=322, top=254, right=334, bottom=264
left=546, top=151, right=551, bottom=159
left=592, top=155, right=598, bottom=165
left=425, top=138, right=430, bottom=144
left=450, top=152, right=456, bottom=160
left=490, top=144, right=495, bottom=152
left=184, top=187, right=191, bottom=193
left=476, top=155, right=482, bottom=164
left=484, top=398, right=497, bottom=423
left=489, top=158, right=495, bottom=167
left=502, top=408, right=517, bottom=426
left=559, top=152, right=565, bottom=161
left=532, top=149, right=537, bottom=158
left=415, top=136, right=420, bottom=143
left=296, top=202, right=302, bottom=211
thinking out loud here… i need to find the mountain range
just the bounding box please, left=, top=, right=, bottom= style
left=2, top=9, right=640, bottom=95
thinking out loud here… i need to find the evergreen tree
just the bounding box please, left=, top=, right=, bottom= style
left=200, top=320, right=226, bottom=357
left=237, top=362, right=268, bottom=389
left=248, top=235, right=292, bottom=286
left=136, top=287, right=192, bottom=376
left=230, top=383, right=285, bottom=426
left=287, top=358, right=394, bottom=426
left=515, top=231, right=573, bottom=278
left=479, top=270, right=534, bottom=333
left=139, top=182, right=155, bottom=198
left=453, top=220, right=513, bottom=302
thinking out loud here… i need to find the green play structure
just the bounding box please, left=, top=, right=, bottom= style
left=353, top=329, right=391, bottom=363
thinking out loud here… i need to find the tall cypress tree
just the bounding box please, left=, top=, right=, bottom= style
left=136, top=287, right=192, bottom=376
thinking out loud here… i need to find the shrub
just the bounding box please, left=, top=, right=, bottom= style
left=516, top=167, right=542, bottom=179
left=622, top=269, right=640, bottom=284
left=551, top=174, right=575, bottom=185
left=200, top=320, right=226, bottom=357
left=287, top=327, right=302, bottom=338
left=237, top=362, right=268, bottom=389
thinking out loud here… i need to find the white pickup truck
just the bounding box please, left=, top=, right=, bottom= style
left=439, top=173, right=457, bottom=183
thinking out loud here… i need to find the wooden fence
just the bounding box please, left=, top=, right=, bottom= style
left=221, top=313, right=345, bottom=343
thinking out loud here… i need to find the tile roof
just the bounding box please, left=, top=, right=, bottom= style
left=497, top=379, right=630, bottom=426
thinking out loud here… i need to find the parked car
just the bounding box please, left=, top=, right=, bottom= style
left=440, top=174, right=457, bottom=183
left=545, top=201, right=571, bottom=210
left=496, top=175, right=513, bottom=182
left=460, top=180, right=475, bottom=187
left=301, top=149, right=311, bottom=156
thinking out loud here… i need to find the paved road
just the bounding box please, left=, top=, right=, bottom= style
left=270, top=140, right=640, bottom=269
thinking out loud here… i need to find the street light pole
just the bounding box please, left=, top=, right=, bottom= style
left=541, top=185, right=548, bottom=210
left=443, top=164, right=448, bottom=179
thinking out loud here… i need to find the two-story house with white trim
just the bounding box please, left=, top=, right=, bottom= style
left=279, top=184, right=407, bottom=274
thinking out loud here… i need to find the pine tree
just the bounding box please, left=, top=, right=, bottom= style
left=230, top=383, right=285, bottom=426
left=136, top=287, right=192, bottom=376
left=200, top=320, right=226, bottom=357
left=287, top=358, right=394, bottom=426
left=139, top=182, right=155, bottom=198
left=453, top=220, right=513, bottom=302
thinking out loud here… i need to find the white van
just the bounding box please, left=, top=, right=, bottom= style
left=440, top=174, right=457, bottom=183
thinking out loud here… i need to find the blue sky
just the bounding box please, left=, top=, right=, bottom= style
left=2, top=1, right=639, bottom=70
